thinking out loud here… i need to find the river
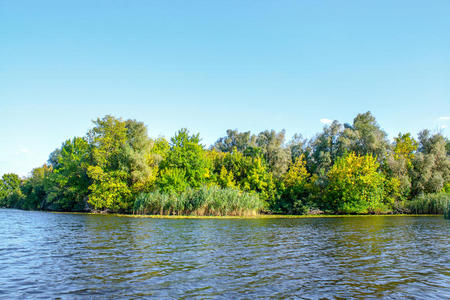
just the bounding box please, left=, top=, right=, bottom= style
left=0, top=209, right=449, bottom=298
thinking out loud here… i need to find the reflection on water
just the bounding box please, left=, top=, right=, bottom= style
left=0, top=209, right=449, bottom=298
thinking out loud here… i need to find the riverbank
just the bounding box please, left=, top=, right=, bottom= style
left=50, top=211, right=442, bottom=219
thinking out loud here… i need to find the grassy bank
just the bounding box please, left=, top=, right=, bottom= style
left=50, top=210, right=441, bottom=219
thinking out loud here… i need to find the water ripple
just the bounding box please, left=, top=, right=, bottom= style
left=0, top=209, right=449, bottom=299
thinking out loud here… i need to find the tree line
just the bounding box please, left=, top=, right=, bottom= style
left=1, top=112, right=449, bottom=215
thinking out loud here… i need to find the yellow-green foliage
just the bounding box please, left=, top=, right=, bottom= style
left=284, top=155, right=309, bottom=188
left=20, top=165, right=53, bottom=210
left=209, top=149, right=276, bottom=203
left=241, top=156, right=276, bottom=202
left=0, top=173, right=23, bottom=208
left=443, top=182, right=450, bottom=193
left=157, top=167, right=188, bottom=193
left=218, top=166, right=236, bottom=188
left=87, top=166, right=132, bottom=212
left=393, top=133, right=418, bottom=165
left=159, top=128, right=211, bottom=189
left=278, top=155, right=311, bottom=214
left=381, top=133, right=418, bottom=200
left=6, top=113, right=449, bottom=216
left=326, top=152, right=387, bottom=214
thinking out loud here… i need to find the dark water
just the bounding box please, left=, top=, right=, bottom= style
left=0, top=209, right=449, bottom=299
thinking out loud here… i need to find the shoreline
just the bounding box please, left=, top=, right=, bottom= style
left=48, top=211, right=442, bottom=219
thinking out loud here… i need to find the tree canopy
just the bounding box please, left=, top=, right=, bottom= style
left=2, top=111, right=449, bottom=215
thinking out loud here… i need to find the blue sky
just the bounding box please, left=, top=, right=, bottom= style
left=1, top=0, right=449, bottom=177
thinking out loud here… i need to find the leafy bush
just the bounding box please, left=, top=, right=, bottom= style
left=325, top=153, right=388, bottom=214
left=277, top=155, right=311, bottom=214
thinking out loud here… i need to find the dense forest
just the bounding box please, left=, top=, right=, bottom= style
left=1, top=112, right=450, bottom=215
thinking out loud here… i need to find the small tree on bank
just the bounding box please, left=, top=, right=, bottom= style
left=325, top=153, right=386, bottom=214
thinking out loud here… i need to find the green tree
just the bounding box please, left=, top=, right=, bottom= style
left=410, top=130, right=450, bottom=196
left=87, top=115, right=128, bottom=169
left=86, top=116, right=130, bottom=211
left=208, top=148, right=276, bottom=205
left=159, top=128, right=210, bottom=189
left=217, top=166, right=236, bottom=188
left=45, top=137, right=91, bottom=211
left=343, top=111, right=389, bottom=159
left=309, top=120, right=347, bottom=177
left=255, top=130, right=291, bottom=178
left=157, top=168, right=188, bottom=193
left=393, top=132, right=418, bottom=164
left=87, top=167, right=131, bottom=212
left=288, top=133, right=308, bottom=163
left=280, top=155, right=311, bottom=214
left=214, top=129, right=291, bottom=178
left=86, top=116, right=159, bottom=212
left=119, top=119, right=159, bottom=193
left=20, top=165, right=53, bottom=210
left=213, top=129, right=255, bottom=153
left=325, top=153, right=387, bottom=214
left=383, top=133, right=418, bottom=200
left=241, top=156, right=276, bottom=204
left=0, top=173, right=23, bottom=208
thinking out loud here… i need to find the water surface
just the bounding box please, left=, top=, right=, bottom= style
left=0, top=209, right=449, bottom=298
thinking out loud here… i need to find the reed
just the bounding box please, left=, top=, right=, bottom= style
left=133, top=186, right=264, bottom=216
left=407, top=192, right=450, bottom=214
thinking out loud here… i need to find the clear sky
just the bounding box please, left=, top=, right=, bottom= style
left=1, top=0, right=449, bottom=177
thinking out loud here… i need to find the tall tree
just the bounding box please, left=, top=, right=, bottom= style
left=213, top=129, right=255, bottom=153
left=21, top=165, right=53, bottom=210
left=410, top=130, right=450, bottom=195
left=45, top=137, right=91, bottom=211
left=279, top=155, right=310, bottom=214
left=325, top=153, right=386, bottom=214
left=159, top=128, right=210, bottom=189
left=288, top=133, right=308, bottom=163
left=383, top=133, right=418, bottom=199
left=86, top=116, right=158, bottom=212
left=255, top=130, right=291, bottom=178
left=119, top=119, right=159, bottom=193
left=343, top=111, right=389, bottom=159
left=309, top=120, right=347, bottom=177
left=0, top=173, right=22, bottom=208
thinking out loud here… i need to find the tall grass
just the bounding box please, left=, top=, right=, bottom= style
left=133, top=186, right=264, bottom=216
left=407, top=192, right=450, bottom=214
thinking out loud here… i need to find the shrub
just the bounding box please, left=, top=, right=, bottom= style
left=325, top=153, right=388, bottom=214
